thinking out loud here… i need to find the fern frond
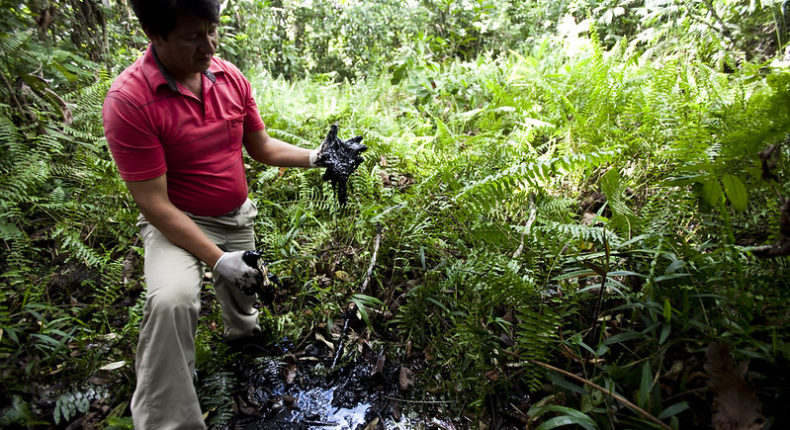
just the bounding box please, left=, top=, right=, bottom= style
left=266, top=127, right=315, bottom=147
left=535, top=221, right=620, bottom=247
left=197, top=370, right=236, bottom=428
left=515, top=304, right=563, bottom=392
left=454, top=146, right=624, bottom=214
left=0, top=30, right=31, bottom=56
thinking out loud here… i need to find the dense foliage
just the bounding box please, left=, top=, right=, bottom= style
left=1, top=0, right=789, bottom=429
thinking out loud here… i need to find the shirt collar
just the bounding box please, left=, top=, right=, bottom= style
left=145, top=44, right=219, bottom=93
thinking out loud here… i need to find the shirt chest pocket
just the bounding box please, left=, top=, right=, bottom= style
left=227, top=114, right=245, bottom=146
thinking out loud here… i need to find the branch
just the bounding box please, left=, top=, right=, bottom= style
left=0, top=71, right=26, bottom=116
left=512, top=193, right=536, bottom=259
left=360, top=223, right=383, bottom=293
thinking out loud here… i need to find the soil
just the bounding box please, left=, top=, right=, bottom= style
left=213, top=311, right=533, bottom=430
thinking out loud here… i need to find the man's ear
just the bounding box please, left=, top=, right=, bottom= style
left=142, top=26, right=164, bottom=45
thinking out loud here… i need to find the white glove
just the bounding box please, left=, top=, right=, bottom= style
left=309, top=147, right=321, bottom=167
left=213, top=251, right=262, bottom=296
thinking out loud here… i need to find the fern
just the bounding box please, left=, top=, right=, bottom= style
left=536, top=220, right=620, bottom=247
left=0, top=29, right=31, bottom=56
left=265, top=127, right=315, bottom=147
left=53, top=385, right=108, bottom=425
left=454, top=146, right=624, bottom=215
left=515, top=303, right=565, bottom=392
left=197, top=370, right=237, bottom=428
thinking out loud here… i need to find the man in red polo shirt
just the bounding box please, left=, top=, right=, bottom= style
left=102, top=1, right=338, bottom=428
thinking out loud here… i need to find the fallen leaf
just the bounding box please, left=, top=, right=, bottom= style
left=88, top=370, right=112, bottom=385
left=99, top=360, right=126, bottom=371
left=371, top=354, right=385, bottom=378
left=390, top=398, right=401, bottom=421
left=485, top=369, right=500, bottom=381
left=335, top=270, right=351, bottom=282
left=282, top=395, right=297, bottom=408
left=284, top=362, right=297, bottom=384
left=399, top=366, right=415, bottom=390
left=705, top=343, right=764, bottom=430
left=379, top=170, right=391, bottom=186
left=314, top=332, right=335, bottom=352
left=432, top=418, right=457, bottom=430
left=363, top=418, right=380, bottom=430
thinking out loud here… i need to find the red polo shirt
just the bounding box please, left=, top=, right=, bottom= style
left=102, top=46, right=266, bottom=217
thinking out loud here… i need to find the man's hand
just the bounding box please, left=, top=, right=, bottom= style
left=213, top=251, right=263, bottom=296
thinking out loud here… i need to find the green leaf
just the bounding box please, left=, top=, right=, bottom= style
left=659, top=325, right=671, bottom=345
left=722, top=174, right=748, bottom=212
left=657, top=401, right=690, bottom=419
left=701, top=179, right=724, bottom=208
left=351, top=294, right=383, bottom=328
left=662, top=298, right=672, bottom=323
left=535, top=412, right=597, bottom=430
left=603, top=330, right=643, bottom=345
left=390, top=63, right=408, bottom=85
left=639, top=361, right=652, bottom=409
left=351, top=294, right=383, bottom=307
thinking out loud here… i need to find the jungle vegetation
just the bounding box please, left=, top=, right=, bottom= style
left=1, top=0, right=789, bottom=428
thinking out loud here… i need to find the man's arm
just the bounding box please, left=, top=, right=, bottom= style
left=125, top=174, right=224, bottom=267
left=244, top=128, right=313, bottom=167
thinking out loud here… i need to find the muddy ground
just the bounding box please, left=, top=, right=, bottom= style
left=207, top=317, right=531, bottom=430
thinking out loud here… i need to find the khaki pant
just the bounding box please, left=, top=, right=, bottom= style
left=131, top=198, right=261, bottom=429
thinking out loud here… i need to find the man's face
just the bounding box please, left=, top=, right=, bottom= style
left=150, top=14, right=218, bottom=79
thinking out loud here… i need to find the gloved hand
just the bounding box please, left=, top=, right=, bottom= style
left=241, top=250, right=279, bottom=307
left=213, top=251, right=263, bottom=296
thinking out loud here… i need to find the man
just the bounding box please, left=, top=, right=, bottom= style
left=102, top=1, right=340, bottom=428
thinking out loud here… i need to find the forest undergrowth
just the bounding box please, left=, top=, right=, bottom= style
left=2, top=1, right=790, bottom=429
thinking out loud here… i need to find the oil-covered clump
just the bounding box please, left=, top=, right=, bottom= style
left=241, top=250, right=280, bottom=307
left=314, top=125, right=366, bottom=205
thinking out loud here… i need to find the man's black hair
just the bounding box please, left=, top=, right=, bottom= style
left=130, top=0, right=220, bottom=39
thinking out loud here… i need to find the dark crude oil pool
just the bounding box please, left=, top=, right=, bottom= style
left=223, top=339, right=457, bottom=430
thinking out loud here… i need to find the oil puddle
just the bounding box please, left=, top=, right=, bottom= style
left=253, top=386, right=369, bottom=429
left=225, top=339, right=451, bottom=430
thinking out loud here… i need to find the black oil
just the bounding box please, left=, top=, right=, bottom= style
left=315, top=125, right=367, bottom=206
left=224, top=339, right=442, bottom=430
left=241, top=250, right=281, bottom=307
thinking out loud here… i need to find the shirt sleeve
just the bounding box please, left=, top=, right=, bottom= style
left=102, top=92, right=167, bottom=182
left=244, top=92, right=266, bottom=133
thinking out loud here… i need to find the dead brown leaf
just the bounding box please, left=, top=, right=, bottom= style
left=362, top=418, right=380, bottom=430
left=284, top=362, right=297, bottom=384
left=399, top=366, right=415, bottom=391
left=704, top=343, right=765, bottom=430
left=370, top=354, right=385, bottom=378
left=485, top=369, right=500, bottom=382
